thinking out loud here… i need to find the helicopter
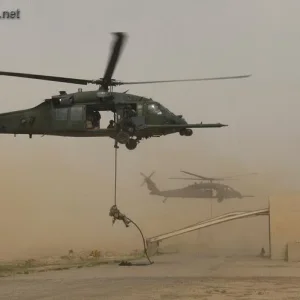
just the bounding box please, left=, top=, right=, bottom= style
left=0, top=32, right=251, bottom=150
left=140, top=170, right=256, bottom=203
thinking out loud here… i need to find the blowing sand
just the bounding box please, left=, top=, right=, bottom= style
left=0, top=135, right=298, bottom=299
left=0, top=136, right=276, bottom=261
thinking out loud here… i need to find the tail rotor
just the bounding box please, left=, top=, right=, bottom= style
left=140, top=171, right=155, bottom=186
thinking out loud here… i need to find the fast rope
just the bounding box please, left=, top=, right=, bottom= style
left=109, top=139, right=153, bottom=266
left=114, top=146, right=117, bottom=206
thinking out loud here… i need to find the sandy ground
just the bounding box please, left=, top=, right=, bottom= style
left=1, top=253, right=300, bottom=299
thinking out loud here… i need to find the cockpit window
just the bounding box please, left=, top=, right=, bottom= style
left=157, top=103, right=174, bottom=116
left=160, top=105, right=169, bottom=113
left=148, top=103, right=162, bottom=115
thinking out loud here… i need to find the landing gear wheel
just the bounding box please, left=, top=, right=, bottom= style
left=116, top=131, right=130, bottom=144
left=126, top=139, right=137, bottom=150
left=179, top=129, right=185, bottom=136
left=185, top=129, right=193, bottom=136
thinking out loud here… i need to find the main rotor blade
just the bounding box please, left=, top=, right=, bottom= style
left=169, top=177, right=237, bottom=181
left=0, top=71, right=93, bottom=85
left=118, top=74, right=251, bottom=86
left=169, top=177, right=199, bottom=180
left=102, top=32, right=127, bottom=88
left=170, top=177, right=220, bottom=181
left=180, top=170, right=217, bottom=180
left=221, top=172, right=258, bottom=180
left=180, top=170, right=258, bottom=181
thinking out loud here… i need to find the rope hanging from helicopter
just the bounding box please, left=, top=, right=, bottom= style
left=109, top=96, right=153, bottom=266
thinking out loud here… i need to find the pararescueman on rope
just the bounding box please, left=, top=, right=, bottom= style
left=108, top=141, right=153, bottom=266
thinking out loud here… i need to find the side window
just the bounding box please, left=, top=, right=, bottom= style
left=55, top=108, right=68, bottom=120
left=70, top=106, right=83, bottom=121
left=137, top=104, right=143, bottom=116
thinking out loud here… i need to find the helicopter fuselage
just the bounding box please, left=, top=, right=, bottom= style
left=0, top=90, right=196, bottom=147
left=154, top=182, right=243, bottom=202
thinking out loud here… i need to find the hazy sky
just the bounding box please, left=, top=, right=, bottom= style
left=0, top=0, right=299, bottom=259
left=1, top=0, right=299, bottom=172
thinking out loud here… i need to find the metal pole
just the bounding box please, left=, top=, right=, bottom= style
left=268, top=196, right=271, bottom=258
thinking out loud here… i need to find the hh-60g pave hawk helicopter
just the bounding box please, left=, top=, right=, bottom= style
left=141, top=170, right=256, bottom=203
left=0, top=32, right=251, bottom=150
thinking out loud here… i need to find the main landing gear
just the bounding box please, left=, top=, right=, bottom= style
left=115, top=130, right=131, bottom=144
left=125, top=138, right=138, bottom=150
left=114, top=132, right=141, bottom=150
left=114, top=118, right=140, bottom=150
left=114, top=129, right=139, bottom=150
left=114, top=133, right=139, bottom=150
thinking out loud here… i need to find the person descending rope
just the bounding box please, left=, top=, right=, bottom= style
left=109, top=204, right=131, bottom=228
left=109, top=139, right=153, bottom=265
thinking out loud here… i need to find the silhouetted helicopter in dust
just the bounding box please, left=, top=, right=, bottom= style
left=140, top=170, right=257, bottom=203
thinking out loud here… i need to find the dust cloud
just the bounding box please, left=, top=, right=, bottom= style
left=1, top=0, right=300, bottom=262
left=0, top=122, right=294, bottom=261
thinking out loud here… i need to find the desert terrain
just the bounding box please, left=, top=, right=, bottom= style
left=1, top=252, right=300, bottom=299
left=0, top=135, right=296, bottom=299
